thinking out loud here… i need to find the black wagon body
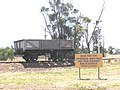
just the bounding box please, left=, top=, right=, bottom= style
left=14, top=39, right=74, bottom=62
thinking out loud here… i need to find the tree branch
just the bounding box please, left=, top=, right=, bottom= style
left=41, top=13, right=53, bottom=38
left=89, top=0, right=105, bottom=44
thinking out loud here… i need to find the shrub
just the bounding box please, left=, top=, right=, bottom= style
left=0, top=47, right=14, bottom=60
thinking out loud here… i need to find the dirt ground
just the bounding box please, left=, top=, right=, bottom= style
left=0, top=84, right=77, bottom=90
left=0, top=60, right=76, bottom=90
left=0, top=56, right=120, bottom=90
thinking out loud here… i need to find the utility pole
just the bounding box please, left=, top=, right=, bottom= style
left=103, top=36, right=105, bottom=57
left=45, top=28, right=47, bottom=40
left=41, top=25, right=47, bottom=40
left=98, top=27, right=100, bottom=54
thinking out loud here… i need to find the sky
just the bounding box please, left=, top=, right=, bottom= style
left=0, top=0, right=120, bottom=49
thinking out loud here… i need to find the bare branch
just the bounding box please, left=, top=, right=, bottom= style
left=89, top=0, right=105, bottom=44
left=98, top=0, right=105, bottom=21
left=41, top=13, right=53, bottom=38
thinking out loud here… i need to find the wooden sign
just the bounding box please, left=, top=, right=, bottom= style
left=75, top=54, right=103, bottom=68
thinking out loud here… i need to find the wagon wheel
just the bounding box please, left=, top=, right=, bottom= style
left=30, top=55, right=38, bottom=62
left=22, top=53, right=38, bottom=62
left=22, top=55, right=31, bottom=62
left=57, top=52, right=65, bottom=61
left=50, top=52, right=58, bottom=61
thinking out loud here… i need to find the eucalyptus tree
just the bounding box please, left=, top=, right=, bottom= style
left=92, top=28, right=102, bottom=53
left=81, top=0, right=105, bottom=53
left=40, top=0, right=87, bottom=53
left=40, top=0, right=105, bottom=54
left=40, top=0, right=76, bottom=39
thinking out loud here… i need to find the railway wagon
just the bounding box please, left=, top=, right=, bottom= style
left=14, top=39, right=74, bottom=62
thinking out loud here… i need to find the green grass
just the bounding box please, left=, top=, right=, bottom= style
left=108, top=83, right=120, bottom=87
left=0, top=71, right=65, bottom=85
left=0, top=61, right=120, bottom=90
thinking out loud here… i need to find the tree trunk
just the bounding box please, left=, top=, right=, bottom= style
left=87, top=43, right=90, bottom=53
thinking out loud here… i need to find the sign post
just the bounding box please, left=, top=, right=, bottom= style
left=75, top=54, right=105, bottom=80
